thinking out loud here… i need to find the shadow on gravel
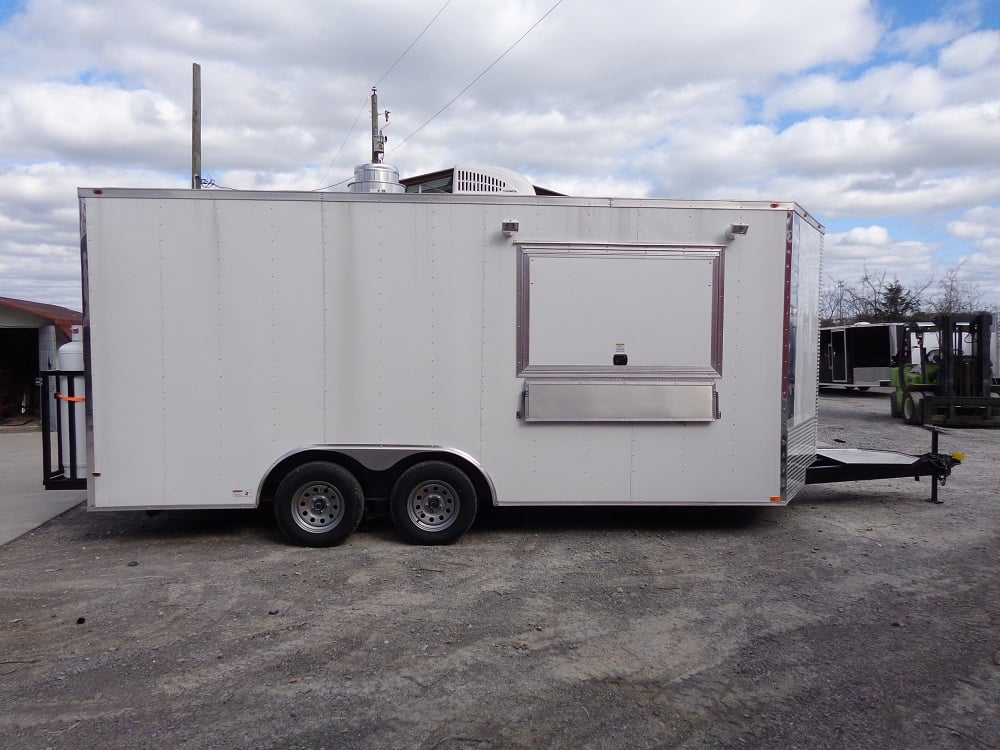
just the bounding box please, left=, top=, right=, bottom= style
left=819, top=387, right=893, bottom=399
left=72, top=505, right=281, bottom=545
left=65, top=502, right=771, bottom=547
left=796, top=484, right=939, bottom=506
left=471, top=504, right=768, bottom=535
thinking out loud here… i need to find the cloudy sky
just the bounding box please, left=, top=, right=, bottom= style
left=1, top=0, right=998, bottom=312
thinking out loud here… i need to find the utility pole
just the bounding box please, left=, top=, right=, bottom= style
left=192, top=63, right=202, bottom=189
left=371, top=87, right=385, bottom=163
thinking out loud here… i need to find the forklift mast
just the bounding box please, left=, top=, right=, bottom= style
left=891, top=312, right=1000, bottom=427
left=935, top=314, right=994, bottom=399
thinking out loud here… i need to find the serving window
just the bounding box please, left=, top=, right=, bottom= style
left=516, top=244, right=724, bottom=378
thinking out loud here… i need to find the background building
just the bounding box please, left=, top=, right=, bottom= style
left=0, top=297, right=81, bottom=425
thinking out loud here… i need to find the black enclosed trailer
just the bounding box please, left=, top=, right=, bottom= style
left=820, top=322, right=908, bottom=389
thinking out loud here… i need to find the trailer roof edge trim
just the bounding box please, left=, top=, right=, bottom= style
left=76, top=187, right=821, bottom=227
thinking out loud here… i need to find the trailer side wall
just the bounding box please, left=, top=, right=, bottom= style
left=80, top=190, right=822, bottom=509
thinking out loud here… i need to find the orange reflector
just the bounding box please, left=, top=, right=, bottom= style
left=770, top=496, right=783, bottom=503
left=55, top=393, right=86, bottom=403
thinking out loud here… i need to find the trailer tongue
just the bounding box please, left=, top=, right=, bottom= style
left=806, top=429, right=962, bottom=504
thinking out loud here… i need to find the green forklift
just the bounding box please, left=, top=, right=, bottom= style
left=891, top=313, right=1000, bottom=427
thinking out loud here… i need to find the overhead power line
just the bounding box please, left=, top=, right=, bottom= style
left=387, top=0, right=566, bottom=158
left=317, top=0, right=454, bottom=189
left=316, top=97, right=369, bottom=189
left=376, top=0, right=454, bottom=87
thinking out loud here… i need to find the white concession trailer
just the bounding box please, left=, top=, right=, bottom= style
left=43, top=178, right=958, bottom=545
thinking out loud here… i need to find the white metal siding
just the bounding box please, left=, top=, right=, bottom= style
left=82, top=191, right=821, bottom=509
left=87, top=199, right=168, bottom=507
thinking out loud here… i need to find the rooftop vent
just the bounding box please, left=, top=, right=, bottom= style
left=452, top=165, right=535, bottom=195
left=402, top=165, right=538, bottom=195
left=348, top=162, right=405, bottom=193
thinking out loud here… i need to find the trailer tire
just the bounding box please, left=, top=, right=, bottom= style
left=273, top=462, right=364, bottom=547
left=889, top=392, right=900, bottom=418
left=903, top=393, right=922, bottom=425
left=390, top=461, right=477, bottom=545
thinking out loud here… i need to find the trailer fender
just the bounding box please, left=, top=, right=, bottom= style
left=258, top=445, right=498, bottom=511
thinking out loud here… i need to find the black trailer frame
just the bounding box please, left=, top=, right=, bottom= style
left=39, top=370, right=87, bottom=490
left=805, top=428, right=959, bottom=503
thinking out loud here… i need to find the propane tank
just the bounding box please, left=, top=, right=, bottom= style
left=57, top=325, right=87, bottom=480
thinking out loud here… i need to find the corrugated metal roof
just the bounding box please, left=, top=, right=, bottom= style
left=0, top=297, right=82, bottom=339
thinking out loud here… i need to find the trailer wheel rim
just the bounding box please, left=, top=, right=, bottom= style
left=406, top=480, right=459, bottom=532
left=293, top=482, right=346, bottom=533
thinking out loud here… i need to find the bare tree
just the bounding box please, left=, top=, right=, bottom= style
left=819, top=277, right=849, bottom=326
left=842, top=269, right=930, bottom=323
left=931, top=261, right=986, bottom=314
left=821, top=265, right=989, bottom=326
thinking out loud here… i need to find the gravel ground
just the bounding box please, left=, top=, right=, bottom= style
left=1, top=389, right=997, bottom=750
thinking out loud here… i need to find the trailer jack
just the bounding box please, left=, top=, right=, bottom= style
left=806, top=426, right=962, bottom=504
left=921, top=428, right=964, bottom=504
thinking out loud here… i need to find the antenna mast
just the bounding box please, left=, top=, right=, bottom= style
left=371, top=87, right=387, bottom=163
left=348, top=88, right=403, bottom=193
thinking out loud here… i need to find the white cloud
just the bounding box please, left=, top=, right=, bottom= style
left=837, top=225, right=893, bottom=245
left=939, top=29, right=1000, bottom=71
left=822, top=207, right=1000, bottom=307
left=0, top=82, right=185, bottom=167
left=946, top=206, right=1000, bottom=302
left=824, top=226, right=938, bottom=286
left=762, top=49, right=998, bottom=122
left=948, top=205, right=1000, bottom=240
left=0, top=0, right=998, bottom=308
left=949, top=223, right=989, bottom=240
left=886, top=18, right=969, bottom=56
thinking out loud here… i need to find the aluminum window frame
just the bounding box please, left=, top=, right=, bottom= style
left=515, top=242, right=725, bottom=378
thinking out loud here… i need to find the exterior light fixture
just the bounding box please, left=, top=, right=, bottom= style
left=726, top=223, right=749, bottom=240
left=502, top=220, right=519, bottom=237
